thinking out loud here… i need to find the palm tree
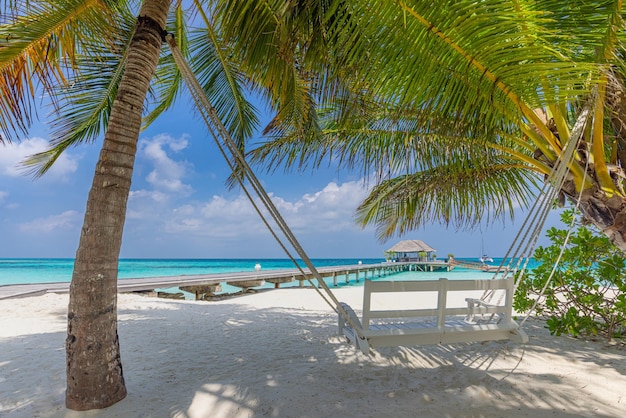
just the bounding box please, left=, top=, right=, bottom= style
left=251, top=1, right=626, bottom=252
left=0, top=0, right=332, bottom=410
left=63, top=1, right=172, bottom=409
left=1, top=0, right=174, bottom=409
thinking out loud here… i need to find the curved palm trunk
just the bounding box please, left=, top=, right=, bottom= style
left=561, top=180, right=626, bottom=251
left=559, top=74, right=626, bottom=253
left=65, top=0, right=171, bottom=410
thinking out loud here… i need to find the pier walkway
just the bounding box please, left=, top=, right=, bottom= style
left=0, top=261, right=452, bottom=300
left=449, top=259, right=502, bottom=272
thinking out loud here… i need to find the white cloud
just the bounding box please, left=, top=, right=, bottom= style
left=128, top=189, right=169, bottom=204
left=18, top=210, right=80, bottom=233
left=138, top=134, right=192, bottom=195
left=0, top=190, right=7, bottom=204
left=127, top=180, right=372, bottom=239
left=273, top=181, right=371, bottom=231
left=0, top=137, right=79, bottom=179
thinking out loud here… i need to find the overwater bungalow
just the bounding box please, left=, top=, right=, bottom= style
left=387, top=239, right=438, bottom=262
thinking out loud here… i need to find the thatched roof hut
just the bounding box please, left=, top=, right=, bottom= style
left=387, top=240, right=437, bottom=261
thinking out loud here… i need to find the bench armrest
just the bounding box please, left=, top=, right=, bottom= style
left=465, top=298, right=503, bottom=323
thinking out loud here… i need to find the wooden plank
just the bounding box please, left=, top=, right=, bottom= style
left=365, top=278, right=511, bottom=293
left=365, top=279, right=443, bottom=292
left=437, top=278, right=448, bottom=328
left=367, top=308, right=439, bottom=318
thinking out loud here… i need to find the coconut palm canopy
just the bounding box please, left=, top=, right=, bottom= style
left=388, top=240, right=436, bottom=254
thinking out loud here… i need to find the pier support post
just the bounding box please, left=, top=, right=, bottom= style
left=333, top=272, right=338, bottom=286
left=345, top=271, right=349, bottom=284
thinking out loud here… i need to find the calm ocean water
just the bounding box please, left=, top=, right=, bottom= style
left=0, top=257, right=539, bottom=291
left=0, top=258, right=386, bottom=285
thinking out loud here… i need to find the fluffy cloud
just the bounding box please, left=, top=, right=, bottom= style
left=18, top=210, right=80, bottom=233
left=275, top=181, right=370, bottom=231
left=130, top=180, right=372, bottom=238
left=127, top=135, right=374, bottom=242
left=0, top=137, right=79, bottom=179
left=137, top=134, right=192, bottom=195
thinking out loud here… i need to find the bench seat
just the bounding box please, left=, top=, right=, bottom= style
left=338, top=277, right=528, bottom=354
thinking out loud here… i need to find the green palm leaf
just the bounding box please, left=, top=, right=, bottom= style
left=251, top=0, right=626, bottom=236
left=215, top=0, right=330, bottom=138
left=187, top=4, right=258, bottom=145
left=143, top=1, right=188, bottom=128
left=0, top=0, right=131, bottom=143
left=20, top=3, right=135, bottom=176
left=356, top=159, right=539, bottom=241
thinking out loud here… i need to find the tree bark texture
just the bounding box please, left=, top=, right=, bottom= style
left=562, top=178, right=626, bottom=252
left=561, top=71, right=626, bottom=253
left=65, top=0, right=171, bottom=411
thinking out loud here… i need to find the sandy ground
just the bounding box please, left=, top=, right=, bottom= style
left=1, top=286, right=625, bottom=417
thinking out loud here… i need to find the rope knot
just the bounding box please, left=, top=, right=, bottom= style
left=137, top=15, right=168, bottom=42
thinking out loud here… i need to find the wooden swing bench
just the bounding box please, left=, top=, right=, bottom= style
left=338, top=277, right=528, bottom=354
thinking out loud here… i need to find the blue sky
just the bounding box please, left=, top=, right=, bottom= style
left=0, top=93, right=563, bottom=260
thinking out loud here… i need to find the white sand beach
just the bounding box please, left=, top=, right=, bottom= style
left=1, top=286, right=625, bottom=417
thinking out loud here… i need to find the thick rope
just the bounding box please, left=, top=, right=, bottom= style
left=481, top=104, right=591, bottom=314
left=518, top=119, right=592, bottom=328
left=166, top=32, right=592, bottom=341
left=165, top=35, right=367, bottom=339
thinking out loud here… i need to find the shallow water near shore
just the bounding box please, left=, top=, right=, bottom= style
left=1, top=258, right=387, bottom=285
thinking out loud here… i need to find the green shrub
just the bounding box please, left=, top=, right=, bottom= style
left=514, top=209, right=626, bottom=339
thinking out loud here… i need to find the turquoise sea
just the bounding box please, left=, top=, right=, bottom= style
left=0, top=258, right=539, bottom=296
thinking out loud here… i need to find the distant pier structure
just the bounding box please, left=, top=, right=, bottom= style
left=0, top=238, right=457, bottom=300
left=0, top=260, right=453, bottom=300
left=386, top=239, right=442, bottom=263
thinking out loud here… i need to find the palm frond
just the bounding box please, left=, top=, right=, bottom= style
left=215, top=0, right=330, bottom=139
left=251, top=94, right=528, bottom=179
left=356, top=161, right=539, bottom=241
left=0, top=0, right=130, bottom=142
left=322, top=1, right=606, bottom=149
left=188, top=3, right=258, bottom=145
left=20, top=2, right=136, bottom=177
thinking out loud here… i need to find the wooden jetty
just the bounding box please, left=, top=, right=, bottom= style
left=449, top=259, right=503, bottom=272
left=0, top=261, right=453, bottom=300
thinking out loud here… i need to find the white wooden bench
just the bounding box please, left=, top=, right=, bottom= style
left=338, top=277, right=528, bottom=354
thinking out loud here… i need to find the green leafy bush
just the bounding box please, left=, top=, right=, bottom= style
left=514, top=209, right=626, bottom=339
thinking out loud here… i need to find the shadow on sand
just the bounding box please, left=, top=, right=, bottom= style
left=1, top=294, right=625, bottom=417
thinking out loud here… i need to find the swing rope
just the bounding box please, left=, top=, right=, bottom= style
left=165, top=35, right=367, bottom=340
left=481, top=104, right=592, bottom=319
left=517, top=115, right=592, bottom=328
left=166, top=30, right=594, bottom=343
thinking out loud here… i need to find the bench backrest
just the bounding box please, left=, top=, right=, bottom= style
left=362, top=277, right=513, bottom=330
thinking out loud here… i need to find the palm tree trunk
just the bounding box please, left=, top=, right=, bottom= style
left=561, top=178, right=626, bottom=252
left=558, top=71, right=626, bottom=253
left=65, top=0, right=171, bottom=410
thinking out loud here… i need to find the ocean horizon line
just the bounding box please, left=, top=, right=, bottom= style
left=0, top=256, right=387, bottom=260
left=0, top=255, right=497, bottom=261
